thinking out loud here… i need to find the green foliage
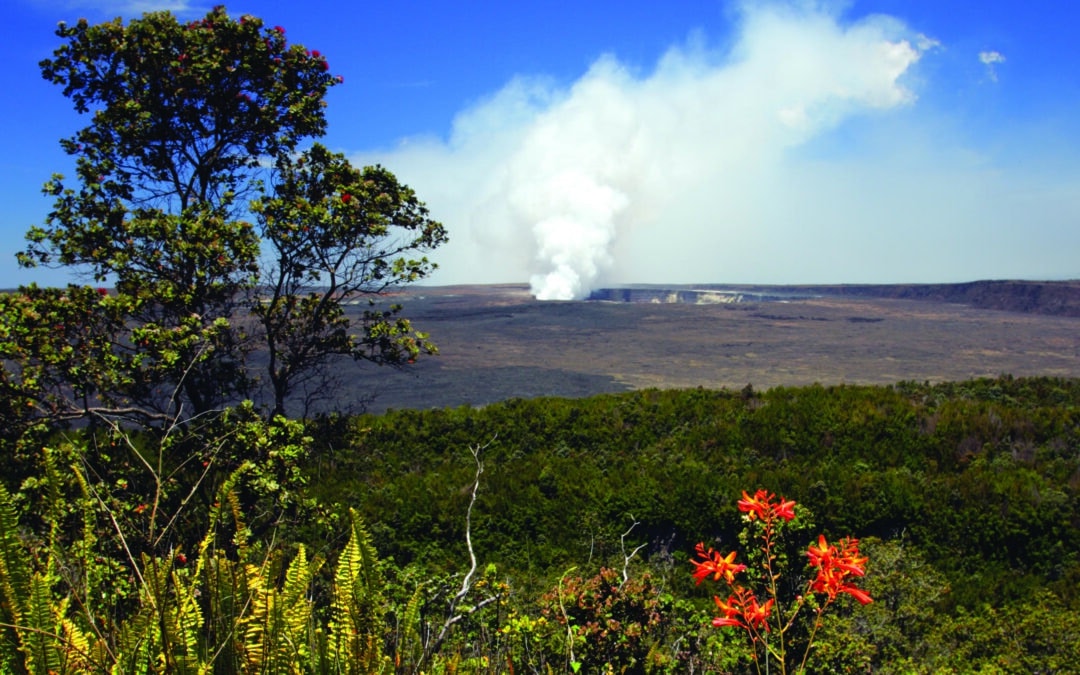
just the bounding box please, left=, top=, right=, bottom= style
left=314, top=378, right=1080, bottom=613
left=251, top=143, right=447, bottom=416
left=0, top=286, right=133, bottom=447
left=4, top=318, right=1079, bottom=672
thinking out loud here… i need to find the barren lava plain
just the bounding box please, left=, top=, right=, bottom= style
left=321, top=280, right=1080, bottom=414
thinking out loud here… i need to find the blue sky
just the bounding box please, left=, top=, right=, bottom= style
left=3, top=0, right=1079, bottom=298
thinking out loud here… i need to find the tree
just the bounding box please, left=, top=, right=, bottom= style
left=15, top=7, right=443, bottom=421
left=252, top=144, right=447, bottom=416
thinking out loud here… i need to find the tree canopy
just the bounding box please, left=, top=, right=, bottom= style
left=11, top=6, right=446, bottom=424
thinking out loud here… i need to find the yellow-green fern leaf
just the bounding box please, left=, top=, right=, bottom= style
left=56, top=613, right=103, bottom=673
left=238, top=545, right=320, bottom=674
left=399, top=584, right=425, bottom=669
left=165, top=566, right=206, bottom=672
left=280, top=545, right=321, bottom=664
left=328, top=511, right=386, bottom=673
left=0, top=482, right=31, bottom=662
left=19, top=572, right=64, bottom=675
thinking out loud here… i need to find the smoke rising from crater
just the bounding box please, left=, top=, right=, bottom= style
left=355, top=4, right=939, bottom=299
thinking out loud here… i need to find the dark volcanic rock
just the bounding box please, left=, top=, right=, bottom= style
left=315, top=281, right=1080, bottom=413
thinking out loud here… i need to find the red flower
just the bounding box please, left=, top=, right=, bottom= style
left=336, top=75, right=345, bottom=84
left=692, top=543, right=747, bottom=585
left=712, top=595, right=743, bottom=627
left=807, top=534, right=834, bottom=568
left=807, top=535, right=872, bottom=604
left=737, top=489, right=770, bottom=520
left=341, top=193, right=352, bottom=203
left=710, top=589, right=773, bottom=631
left=96, top=287, right=108, bottom=296
left=842, top=585, right=874, bottom=605
left=737, top=489, right=797, bottom=522
left=273, top=25, right=285, bottom=35
left=743, top=596, right=775, bottom=630
left=774, top=497, right=797, bottom=522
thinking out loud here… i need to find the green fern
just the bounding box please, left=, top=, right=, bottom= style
left=0, top=482, right=31, bottom=670
left=239, top=545, right=323, bottom=673
left=398, top=583, right=425, bottom=669
left=166, top=563, right=206, bottom=673
left=327, top=510, right=389, bottom=674
left=194, top=465, right=254, bottom=673
left=22, top=573, right=64, bottom=675
left=0, top=480, right=88, bottom=675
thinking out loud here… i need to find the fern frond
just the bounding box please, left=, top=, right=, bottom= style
left=20, top=572, right=64, bottom=675
left=112, top=555, right=169, bottom=675
left=197, top=463, right=252, bottom=578
left=56, top=612, right=104, bottom=673
left=240, top=545, right=324, bottom=673
left=281, top=545, right=321, bottom=663
left=165, top=566, right=206, bottom=672
left=399, top=583, right=425, bottom=669
left=327, top=510, right=387, bottom=674
left=0, top=482, right=31, bottom=628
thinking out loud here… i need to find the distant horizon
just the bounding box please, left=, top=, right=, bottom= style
left=5, top=276, right=1080, bottom=295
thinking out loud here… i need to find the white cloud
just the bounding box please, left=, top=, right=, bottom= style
left=978, top=50, right=1006, bottom=82
left=37, top=0, right=202, bottom=16
left=355, top=3, right=1072, bottom=299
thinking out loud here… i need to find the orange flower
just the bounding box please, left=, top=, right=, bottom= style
left=712, top=595, right=743, bottom=627
left=737, top=489, right=797, bottom=522
left=737, top=489, right=771, bottom=520
left=773, top=497, right=797, bottom=522
left=842, top=585, right=874, bottom=605
left=710, top=590, right=772, bottom=631
left=692, top=543, right=747, bottom=585
left=743, top=596, right=775, bottom=630
left=807, top=534, right=834, bottom=568
left=807, top=535, right=872, bottom=605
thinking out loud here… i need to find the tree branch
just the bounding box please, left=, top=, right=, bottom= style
left=421, top=435, right=498, bottom=668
